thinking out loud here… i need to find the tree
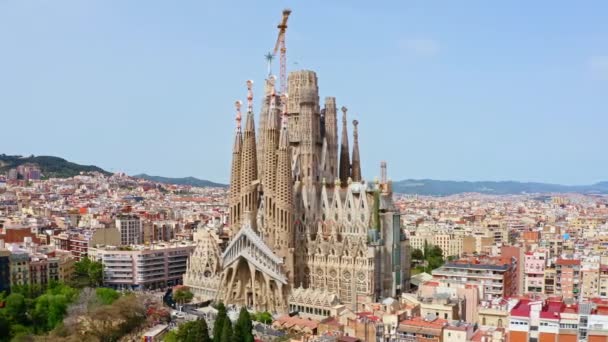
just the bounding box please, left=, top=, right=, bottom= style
left=5, top=293, right=27, bottom=324
left=163, top=330, right=178, bottom=342
left=96, top=288, right=120, bottom=305
left=232, top=307, right=254, bottom=342
left=88, top=261, right=103, bottom=287
left=0, top=312, right=10, bottom=342
left=219, top=318, right=232, bottom=342
left=252, top=311, right=272, bottom=325
left=411, top=248, right=424, bottom=260
left=72, top=257, right=104, bottom=288
left=213, top=302, right=228, bottom=342
left=175, top=319, right=211, bottom=342
left=74, top=257, right=91, bottom=276
left=428, top=245, right=444, bottom=259
left=173, top=286, right=194, bottom=307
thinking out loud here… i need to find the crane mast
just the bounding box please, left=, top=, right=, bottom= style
left=273, top=8, right=291, bottom=95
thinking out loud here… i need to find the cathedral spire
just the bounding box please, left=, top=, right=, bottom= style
left=323, top=97, right=338, bottom=183
left=257, top=76, right=277, bottom=178
left=261, top=83, right=281, bottom=244
left=275, top=93, right=295, bottom=284
left=351, top=119, right=361, bottom=182
left=229, top=100, right=244, bottom=230
left=240, top=80, right=259, bottom=223
left=339, top=106, right=351, bottom=187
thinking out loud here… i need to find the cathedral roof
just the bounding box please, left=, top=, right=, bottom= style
left=289, top=287, right=341, bottom=307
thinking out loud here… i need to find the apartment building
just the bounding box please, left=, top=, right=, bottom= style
left=419, top=293, right=464, bottom=321
left=555, top=259, right=581, bottom=300
left=508, top=298, right=608, bottom=342
left=432, top=256, right=517, bottom=299
left=9, top=252, right=29, bottom=286
left=0, top=248, right=10, bottom=292
left=51, top=227, right=120, bottom=260
left=89, top=241, right=195, bottom=290
left=397, top=316, right=448, bottom=342
left=582, top=257, right=601, bottom=299
left=115, top=214, right=142, bottom=245
left=524, top=251, right=547, bottom=293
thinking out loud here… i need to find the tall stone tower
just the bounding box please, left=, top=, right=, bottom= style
left=351, top=120, right=361, bottom=182
left=287, top=71, right=322, bottom=222
left=228, top=101, right=243, bottom=231
left=239, top=80, right=259, bottom=224
left=260, top=84, right=281, bottom=246
left=323, top=97, right=339, bottom=183
left=339, top=106, right=351, bottom=186
left=274, top=103, right=295, bottom=283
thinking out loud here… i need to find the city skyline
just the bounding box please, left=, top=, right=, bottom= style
left=1, top=0, right=606, bottom=185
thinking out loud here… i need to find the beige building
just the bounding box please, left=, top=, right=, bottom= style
left=409, top=229, right=464, bottom=258
left=581, top=257, right=601, bottom=299
left=419, top=293, right=464, bottom=321
left=478, top=302, right=509, bottom=328
left=418, top=279, right=479, bottom=324
left=442, top=323, right=474, bottom=342
left=183, top=228, right=222, bottom=301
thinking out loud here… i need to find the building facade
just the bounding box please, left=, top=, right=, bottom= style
left=115, top=214, right=142, bottom=245
left=89, top=241, right=194, bottom=290
left=432, top=256, right=517, bottom=300
left=185, top=70, right=410, bottom=314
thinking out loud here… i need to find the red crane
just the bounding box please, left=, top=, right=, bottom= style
left=273, top=8, right=291, bottom=95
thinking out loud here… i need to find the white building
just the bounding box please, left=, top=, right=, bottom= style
left=89, top=241, right=195, bottom=290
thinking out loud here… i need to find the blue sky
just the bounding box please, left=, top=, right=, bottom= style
left=0, top=1, right=606, bottom=185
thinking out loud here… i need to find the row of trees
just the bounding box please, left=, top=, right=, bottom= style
left=411, top=242, right=446, bottom=273
left=167, top=303, right=255, bottom=342
left=0, top=283, right=80, bottom=341
left=212, top=304, right=255, bottom=342
left=0, top=274, right=132, bottom=341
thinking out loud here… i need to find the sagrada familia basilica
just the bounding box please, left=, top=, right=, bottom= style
left=184, top=15, right=410, bottom=316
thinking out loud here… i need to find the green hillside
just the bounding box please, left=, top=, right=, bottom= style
left=0, top=154, right=110, bottom=178
left=134, top=174, right=226, bottom=188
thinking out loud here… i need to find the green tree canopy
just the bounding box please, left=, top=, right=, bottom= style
left=411, top=248, right=424, bottom=260
left=96, top=288, right=120, bottom=305
left=219, top=318, right=232, bottom=342
left=175, top=319, right=211, bottom=342
left=72, top=257, right=104, bottom=288
left=173, top=287, right=194, bottom=306
left=252, top=311, right=272, bottom=324
left=88, top=261, right=104, bottom=287
left=213, top=302, right=228, bottom=342
left=232, top=307, right=254, bottom=342
left=0, top=312, right=10, bottom=342
left=5, top=293, right=27, bottom=324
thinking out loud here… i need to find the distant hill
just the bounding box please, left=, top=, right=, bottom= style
left=392, top=179, right=608, bottom=196
left=134, top=174, right=227, bottom=188
left=0, top=154, right=110, bottom=178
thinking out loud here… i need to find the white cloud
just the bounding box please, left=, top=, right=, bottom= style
left=400, top=38, right=441, bottom=57
left=588, top=55, right=608, bottom=80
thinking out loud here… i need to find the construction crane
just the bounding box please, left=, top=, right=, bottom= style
left=273, top=8, right=291, bottom=95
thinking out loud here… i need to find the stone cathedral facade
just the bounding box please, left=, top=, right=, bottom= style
left=184, top=71, right=410, bottom=314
